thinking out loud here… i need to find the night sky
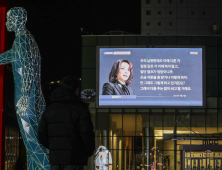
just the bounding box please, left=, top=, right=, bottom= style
left=6, top=0, right=141, bottom=84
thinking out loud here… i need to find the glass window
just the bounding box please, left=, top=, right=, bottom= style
left=177, top=140, right=190, bottom=145
left=207, top=97, right=217, bottom=108
left=206, top=109, right=217, bottom=134
left=136, top=114, right=144, bottom=137
left=191, top=112, right=205, bottom=134
left=163, top=139, right=174, bottom=150
left=163, top=151, right=174, bottom=170
left=218, top=110, right=222, bottom=133
left=138, top=109, right=149, bottom=113
left=218, top=48, right=222, bottom=68
left=109, top=150, right=121, bottom=170
left=206, top=69, right=218, bottom=96
left=185, top=158, right=191, bottom=169
left=206, top=47, right=217, bottom=68
left=177, top=151, right=183, bottom=169
left=138, top=113, right=149, bottom=137
left=109, top=114, right=122, bottom=137
left=206, top=37, right=217, bottom=46
left=177, top=109, right=191, bottom=134
left=156, top=150, right=164, bottom=169
left=150, top=112, right=162, bottom=128
left=122, top=136, right=133, bottom=150
left=123, top=114, right=136, bottom=136
left=218, top=98, right=222, bottom=108
left=215, top=152, right=222, bottom=158
left=95, top=131, right=109, bottom=149
left=123, top=149, right=135, bottom=170
left=146, top=10, right=151, bottom=15
left=185, top=151, right=191, bottom=157
left=219, top=70, right=222, bottom=96
left=146, top=0, right=151, bottom=4
left=124, top=109, right=136, bottom=113
left=151, top=36, right=164, bottom=45
left=163, top=112, right=174, bottom=131
left=177, top=36, right=191, bottom=45
left=97, top=109, right=109, bottom=112
left=191, top=139, right=203, bottom=145
left=155, top=137, right=163, bottom=152
left=110, top=109, right=122, bottom=113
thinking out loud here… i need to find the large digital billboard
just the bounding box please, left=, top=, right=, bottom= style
left=96, top=46, right=206, bottom=108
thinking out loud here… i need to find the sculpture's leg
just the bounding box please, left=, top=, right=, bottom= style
left=16, top=87, right=50, bottom=170
left=17, top=112, right=50, bottom=170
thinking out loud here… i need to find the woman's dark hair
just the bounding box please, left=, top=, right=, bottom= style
left=61, top=76, right=79, bottom=93
left=109, top=59, right=133, bottom=85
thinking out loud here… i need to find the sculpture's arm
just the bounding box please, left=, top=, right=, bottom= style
left=15, top=36, right=34, bottom=115
left=0, top=49, right=13, bottom=65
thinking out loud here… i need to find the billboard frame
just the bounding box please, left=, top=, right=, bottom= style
left=96, top=45, right=206, bottom=109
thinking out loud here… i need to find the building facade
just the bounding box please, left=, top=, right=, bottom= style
left=82, top=35, right=222, bottom=170
left=141, top=0, right=222, bottom=35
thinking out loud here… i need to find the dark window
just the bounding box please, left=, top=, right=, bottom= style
left=158, top=0, right=161, bottom=3
left=169, top=11, right=172, bottom=14
left=146, top=10, right=151, bottom=15
left=169, top=22, right=173, bottom=26
left=191, top=11, right=194, bottom=15
left=169, top=0, right=172, bottom=3
left=146, top=0, right=151, bottom=4
left=203, top=11, right=205, bottom=15
left=147, top=22, right=150, bottom=26
left=158, top=11, right=161, bottom=15
left=158, top=22, right=161, bottom=26
left=180, top=0, right=183, bottom=3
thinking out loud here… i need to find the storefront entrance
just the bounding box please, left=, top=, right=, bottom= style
left=185, top=151, right=222, bottom=170
left=185, top=158, right=222, bottom=170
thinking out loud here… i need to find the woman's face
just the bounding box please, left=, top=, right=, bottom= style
left=117, top=62, right=130, bottom=82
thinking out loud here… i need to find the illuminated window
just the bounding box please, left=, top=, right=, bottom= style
left=146, top=0, right=151, bottom=4
left=146, top=10, right=151, bottom=15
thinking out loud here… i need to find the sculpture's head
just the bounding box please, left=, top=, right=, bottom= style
left=6, top=7, right=27, bottom=32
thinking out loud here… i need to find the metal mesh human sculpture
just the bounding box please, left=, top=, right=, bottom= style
left=0, top=7, right=50, bottom=170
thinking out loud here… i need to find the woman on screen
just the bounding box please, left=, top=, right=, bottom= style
left=102, top=59, right=135, bottom=95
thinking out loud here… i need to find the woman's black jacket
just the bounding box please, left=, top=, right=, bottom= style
left=38, top=86, right=95, bottom=165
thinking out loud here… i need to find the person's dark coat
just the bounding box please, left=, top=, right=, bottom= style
left=38, top=86, right=95, bottom=165
left=102, top=82, right=134, bottom=95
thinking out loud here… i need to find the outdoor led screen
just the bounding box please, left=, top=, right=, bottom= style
left=96, top=46, right=206, bottom=108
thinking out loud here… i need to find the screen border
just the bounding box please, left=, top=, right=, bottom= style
left=96, top=46, right=206, bottom=109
